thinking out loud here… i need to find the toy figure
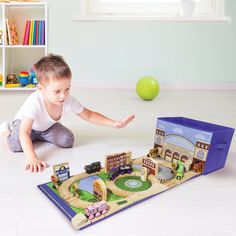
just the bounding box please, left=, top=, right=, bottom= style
left=176, top=160, right=185, bottom=180
left=7, top=73, right=18, bottom=84
left=18, top=71, right=30, bottom=86
left=30, top=68, right=37, bottom=84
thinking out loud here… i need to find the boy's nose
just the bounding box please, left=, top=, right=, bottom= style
left=59, top=93, right=66, bottom=99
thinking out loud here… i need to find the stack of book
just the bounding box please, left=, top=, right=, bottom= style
left=22, top=20, right=45, bottom=45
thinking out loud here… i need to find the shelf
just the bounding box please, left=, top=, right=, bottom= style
left=0, top=1, right=47, bottom=90
left=2, top=2, right=46, bottom=7
left=4, top=45, right=46, bottom=48
left=0, top=87, right=36, bottom=91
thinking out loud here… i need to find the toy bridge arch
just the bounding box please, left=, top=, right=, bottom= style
left=161, top=134, right=195, bottom=162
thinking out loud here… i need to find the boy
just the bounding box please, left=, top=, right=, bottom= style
left=0, top=54, right=135, bottom=173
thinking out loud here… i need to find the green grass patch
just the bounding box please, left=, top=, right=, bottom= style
left=115, top=176, right=152, bottom=192
left=69, top=180, right=80, bottom=194
left=78, top=189, right=98, bottom=202
left=96, top=171, right=108, bottom=182
left=107, top=189, right=124, bottom=202
left=47, top=182, right=85, bottom=214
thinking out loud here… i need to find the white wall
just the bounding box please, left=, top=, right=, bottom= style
left=46, top=0, right=236, bottom=89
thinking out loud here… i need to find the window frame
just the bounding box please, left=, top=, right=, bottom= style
left=73, top=0, right=230, bottom=22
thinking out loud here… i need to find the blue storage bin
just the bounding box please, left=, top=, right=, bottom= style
left=154, top=117, right=234, bottom=175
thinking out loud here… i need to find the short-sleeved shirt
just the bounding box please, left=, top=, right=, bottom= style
left=14, top=90, right=84, bottom=131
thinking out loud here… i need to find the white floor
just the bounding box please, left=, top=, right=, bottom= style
left=0, top=88, right=236, bottom=236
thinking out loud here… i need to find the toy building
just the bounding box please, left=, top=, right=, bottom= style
left=154, top=117, right=234, bottom=174
left=104, top=151, right=132, bottom=173
left=38, top=117, right=234, bottom=230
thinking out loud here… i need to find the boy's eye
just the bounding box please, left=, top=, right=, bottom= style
left=55, top=90, right=60, bottom=93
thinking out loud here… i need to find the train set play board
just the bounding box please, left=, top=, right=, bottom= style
left=38, top=117, right=234, bottom=230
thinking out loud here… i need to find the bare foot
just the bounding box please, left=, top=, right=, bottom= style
left=0, top=122, right=10, bottom=147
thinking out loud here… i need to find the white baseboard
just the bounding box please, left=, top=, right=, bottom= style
left=72, top=80, right=236, bottom=90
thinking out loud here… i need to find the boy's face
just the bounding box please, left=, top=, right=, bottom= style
left=41, top=78, right=71, bottom=106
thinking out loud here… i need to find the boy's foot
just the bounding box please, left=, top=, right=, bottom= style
left=0, top=121, right=10, bottom=136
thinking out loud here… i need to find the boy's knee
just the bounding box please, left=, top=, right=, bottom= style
left=56, top=131, right=74, bottom=148
left=8, top=141, right=23, bottom=152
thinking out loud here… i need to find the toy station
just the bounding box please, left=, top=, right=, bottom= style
left=38, top=117, right=234, bottom=230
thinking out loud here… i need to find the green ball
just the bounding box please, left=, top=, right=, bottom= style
left=136, top=76, right=160, bottom=101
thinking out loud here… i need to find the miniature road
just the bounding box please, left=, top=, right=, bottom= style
left=58, top=171, right=97, bottom=208
left=59, top=167, right=169, bottom=210
left=59, top=156, right=176, bottom=209
left=59, top=161, right=199, bottom=209
left=58, top=158, right=200, bottom=229
left=157, top=165, right=175, bottom=181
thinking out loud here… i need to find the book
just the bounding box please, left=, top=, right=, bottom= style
left=6, top=18, right=19, bottom=45
left=35, top=20, right=39, bottom=45
left=38, top=20, right=41, bottom=45
left=5, top=21, right=9, bottom=45
left=29, top=20, right=33, bottom=45
left=33, top=20, right=36, bottom=45
left=23, top=20, right=30, bottom=45
left=41, top=20, right=45, bottom=45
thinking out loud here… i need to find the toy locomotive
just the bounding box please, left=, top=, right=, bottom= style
left=84, top=161, right=102, bottom=174
left=108, top=164, right=132, bottom=181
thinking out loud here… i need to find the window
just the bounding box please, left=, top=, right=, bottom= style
left=74, top=0, right=230, bottom=22
left=197, top=151, right=205, bottom=159
left=156, top=136, right=162, bottom=145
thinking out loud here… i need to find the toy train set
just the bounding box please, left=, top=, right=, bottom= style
left=85, top=201, right=108, bottom=220
left=38, top=117, right=234, bottom=230
left=84, top=161, right=102, bottom=174
left=107, top=164, right=132, bottom=180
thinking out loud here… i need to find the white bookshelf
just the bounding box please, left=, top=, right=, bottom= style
left=0, top=1, right=47, bottom=90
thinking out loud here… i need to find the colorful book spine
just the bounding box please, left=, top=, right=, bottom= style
left=41, top=20, right=45, bottom=45
left=31, top=20, right=35, bottom=45
left=33, top=20, right=37, bottom=45
left=23, top=20, right=30, bottom=45
left=36, top=21, right=39, bottom=45
left=22, top=19, right=46, bottom=46
left=29, top=20, right=33, bottom=45
left=38, top=20, right=41, bottom=45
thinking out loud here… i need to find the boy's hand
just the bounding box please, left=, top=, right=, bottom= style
left=25, top=158, right=48, bottom=173
left=113, top=114, right=135, bottom=128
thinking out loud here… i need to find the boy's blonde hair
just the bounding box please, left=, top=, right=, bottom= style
left=34, top=54, right=72, bottom=85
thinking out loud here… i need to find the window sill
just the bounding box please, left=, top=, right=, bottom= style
left=73, top=15, right=231, bottom=23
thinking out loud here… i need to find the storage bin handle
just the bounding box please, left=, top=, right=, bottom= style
left=215, top=143, right=227, bottom=150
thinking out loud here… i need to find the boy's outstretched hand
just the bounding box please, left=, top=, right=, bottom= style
left=113, top=114, right=135, bottom=128
left=25, top=158, right=48, bottom=173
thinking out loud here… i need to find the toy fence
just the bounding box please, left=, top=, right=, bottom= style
left=155, top=117, right=234, bottom=175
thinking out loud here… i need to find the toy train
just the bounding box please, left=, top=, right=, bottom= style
left=85, top=200, right=108, bottom=220
left=84, top=161, right=101, bottom=174
left=175, top=161, right=185, bottom=180
left=108, top=164, right=132, bottom=181
left=147, top=147, right=159, bottom=158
